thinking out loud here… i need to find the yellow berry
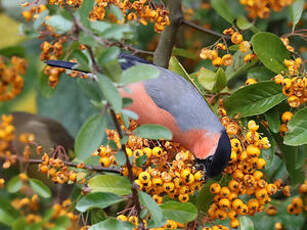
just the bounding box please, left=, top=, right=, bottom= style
left=133, top=149, right=144, bottom=158
left=138, top=171, right=151, bottom=183
left=281, top=111, right=293, bottom=123
left=152, top=147, right=163, bottom=157
left=143, top=147, right=152, bottom=158
left=231, top=32, right=243, bottom=44
left=117, top=215, right=127, bottom=221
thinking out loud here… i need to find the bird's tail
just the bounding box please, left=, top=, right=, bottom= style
left=45, top=60, right=89, bottom=73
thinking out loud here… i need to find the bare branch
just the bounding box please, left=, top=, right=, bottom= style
left=153, top=0, right=184, bottom=67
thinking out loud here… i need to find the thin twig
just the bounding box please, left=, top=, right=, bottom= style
left=182, top=19, right=228, bottom=39
left=25, top=158, right=121, bottom=173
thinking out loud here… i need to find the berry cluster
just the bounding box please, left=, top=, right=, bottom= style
left=117, top=215, right=184, bottom=230
left=0, top=115, right=17, bottom=168
left=206, top=104, right=277, bottom=228
left=21, top=3, right=47, bottom=21
left=239, top=0, right=293, bottom=19
left=47, top=0, right=170, bottom=33
left=38, top=152, right=85, bottom=184
left=274, top=74, right=306, bottom=108
left=0, top=56, right=27, bottom=102
left=287, top=180, right=307, bottom=215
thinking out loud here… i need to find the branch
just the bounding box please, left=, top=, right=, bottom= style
left=153, top=0, right=184, bottom=67
left=182, top=19, right=228, bottom=39
left=109, top=109, right=144, bottom=230
left=25, top=158, right=121, bottom=173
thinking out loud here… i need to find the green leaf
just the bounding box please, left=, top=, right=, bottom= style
left=115, top=150, right=126, bottom=166
left=7, top=175, right=22, bottom=193
left=68, top=49, right=90, bottom=72
left=33, top=10, right=49, bottom=30
left=251, top=32, right=290, bottom=74
left=120, top=64, right=160, bottom=85
left=172, top=48, right=197, bottom=59
left=139, top=191, right=163, bottom=227
left=39, top=72, right=55, bottom=98
left=97, top=74, right=122, bottom=113
left=46, top=15, right=73, bottom=34
left=90, top=209, right=107, bottom=225
left=224, top=81, right=286, bottom=118
left=275, top=135, right=305, bottom=185
left=29, top=178, right=52, bottom=198
left=250, top=198, right=304, bottom=230
left=197, top=67, right=216, bottom=91
left=91, top=21, right=132, bottom=40
left=0, top=200, right=19, bottom=226
left=160, top=201, right=198, bottom=224
left=239, top=216, right=254, bottom=230
left=169, top=57, right=203, bottom=95
left=290, top=0, right=304, bottom=31
left=225, top=50, right=257, bottom=81
left=88, top=175, right=131, bottom=196
left=76, top=192, right=125, bottom=212
left=196, top=180, right=215, bottom=212
left=78, top=0, right=95, bottom=27
left=264, top=107, right=280, bottom=133
left=79, top=31, right=96, bottom=47
left=247, top=66, right=275, bottom=82
left=213, top=68, right=226, bottom=93
left=0, top=46, right=26, bottom=58
left=211, top=0, right=234, bottom=23
left=236, top=16, right=254, bottom=30
left=102, top=59, right=122, bottom=83
left=98, top=47, right=120, bottom=66
left=75, top=114, right=107, bottom=160
left=77, top=78, right=102, bottom=102
left=134, top=124, right=172, bottom=140
left=284, top=107, right=307, bottom=146
left=89, top=218, right=133, bottom=230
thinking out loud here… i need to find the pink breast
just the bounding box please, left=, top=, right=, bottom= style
left=119, top=82, right=220, bottom=159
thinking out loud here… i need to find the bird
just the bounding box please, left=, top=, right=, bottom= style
left=45, top=53, right=231, bottom=177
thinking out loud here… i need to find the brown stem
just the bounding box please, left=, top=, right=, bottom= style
left=109, top=109, right=144, bottom=230
left=25, top=158, right=120, bottom=173
left=153, top=0, right=184, bottom=67
left=182, top=19, right=228, bottom=39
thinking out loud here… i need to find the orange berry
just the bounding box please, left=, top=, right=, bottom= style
left=221, top=54, right=233, bottom=66
left=212, top=57, right=223, bottom=67
left=288, top=95, right=300, bottom=107
left=239, top=41, right=250, bottom=53
left=281, top=111, right=293, bottom=123
left=299, top=184, right=307, bottom=194
left=245, top=78, right=257, bottom=85
left=210, top=183, right=221, bottom=194
left=99, top=157, right=111, bottom=167
left=246, top=145, right=260, bottom=157
left=230, top=218, right=240, bottom=228
left=231, top=32, right=243, bottom=44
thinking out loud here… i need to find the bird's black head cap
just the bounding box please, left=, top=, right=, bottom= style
left=196, top=129, right=231, bottom=178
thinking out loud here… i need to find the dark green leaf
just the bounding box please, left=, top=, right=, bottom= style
left=160, top=201, right=198, bottom=224
left=251, top=32, right=290, bottom=74
left=90, top=209, right=107, bottom=225
left=290, top=0, right=304, bottom=31
left=0, top=200, right=19, bottom=226
left=275, top=135, right=305, bottom=185
left=247, top=66, right=275, bottom=82
left=78, top=0, right=95, bottom=27
left=139, top=191, right=163, bottom=227
left=46, top=15, right=73, bottom=34
left=77, top=78, right=102, bottom=102
left=211, top=0, right=235, bottom=23
left=115, top=150, right=126, bottom=166
left=89, top=218, right=133, bottom=230
left=7, top=176, right=22, bottom=193
left=29, top=178, right=52, bottom=198
left=88, top=175, right=132, bottom=196
left=134, top=124, right=172, bottom=140
left=264, top=107, right=280, bottom=133
left=120, top=64, right=160, bottom=85
left=79, top=31, right=96, bottom=47
left=68, top=49, right=90, bottom=72
left=75, top=114, right=107, bottom=160
left=0, top=46, right=26, bottom=58
left=136, top=155, right=147, bottom=167
left=102, top=59, right=122, bottom=83
left=225, top=50, right=257, bottom=81
left=97, top=74, right=122, bottom=113
left=76, top=192, right=125, bottom=212
left=196, top=180, right=215, bottom=212
left=251, top=198, right=304, bottom=230
left=213, top=68, right=226, bottom=93
left=224, top=81, right=286, bottom=118
left=284, top=107, right=307, bottom=146
left=98, top=47, right=120, bottom=66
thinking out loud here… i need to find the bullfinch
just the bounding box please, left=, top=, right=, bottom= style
left=46, top=53, right=231, bottom=177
